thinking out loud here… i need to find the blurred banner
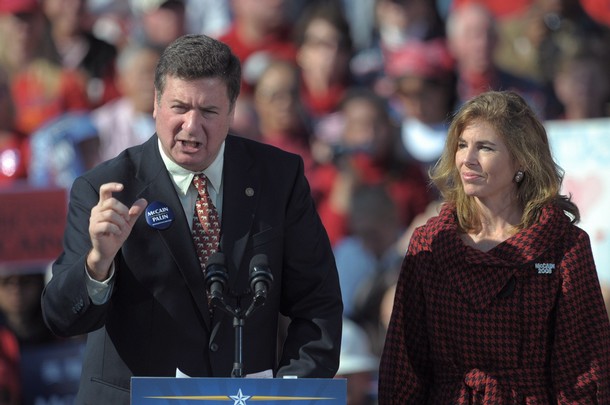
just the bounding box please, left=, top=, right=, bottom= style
left=0, top=185, right=67, bottom=273
left=546, top=118, right=610, bottom=283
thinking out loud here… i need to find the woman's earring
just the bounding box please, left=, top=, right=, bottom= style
left=514, top=170, right=524, bottom=183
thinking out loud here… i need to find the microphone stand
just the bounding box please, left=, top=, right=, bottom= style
left=211, top=293, right=266, bottom=378
left=206, top=253, right=272, bottom=378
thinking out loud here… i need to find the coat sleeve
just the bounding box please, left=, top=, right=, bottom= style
left=274, top=157, right=343, bottom=378
left=41, top=176, right=112, bottom=337
left=552, top=228, right=610, bottom=403
left=378, top=225, right=433, bottom=404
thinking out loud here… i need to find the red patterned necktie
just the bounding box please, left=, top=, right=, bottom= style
left=191, top=174, right=221, bottom=271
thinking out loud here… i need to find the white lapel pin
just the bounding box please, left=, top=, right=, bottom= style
left=535, top=263, right=555, bottom=274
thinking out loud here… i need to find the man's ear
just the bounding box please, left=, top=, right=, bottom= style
left=152, top=89, right=159, bottom=119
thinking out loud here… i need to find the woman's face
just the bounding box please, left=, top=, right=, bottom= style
left=296, top=18, right=350, bottom=84
left=254, top=63, right=301, bottom=133
left=341, top=97, right=394, bottom=159
left=455, top=120, right=519, bottom=206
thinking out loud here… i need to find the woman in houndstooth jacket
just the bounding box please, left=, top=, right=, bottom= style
left=378, top=90, right=610, bottom=403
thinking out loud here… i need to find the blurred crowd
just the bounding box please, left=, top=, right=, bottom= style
left=1, top=0, right=610, bottom=404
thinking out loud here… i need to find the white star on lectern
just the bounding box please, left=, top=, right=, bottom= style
left=230, top=389, right=251, bottom=405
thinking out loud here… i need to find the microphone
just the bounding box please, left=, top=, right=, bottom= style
left=205, top=252, right=228, bottom=306
left=249, top=254, right=274, bottom=306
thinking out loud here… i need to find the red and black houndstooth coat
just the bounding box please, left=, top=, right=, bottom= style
left=379, top=202, right=610, bottom=404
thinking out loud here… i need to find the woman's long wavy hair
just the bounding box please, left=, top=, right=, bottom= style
left=430, top=90, right=579, bottom=233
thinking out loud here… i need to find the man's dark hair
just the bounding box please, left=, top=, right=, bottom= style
left=154, top=34, right=242, bottom=105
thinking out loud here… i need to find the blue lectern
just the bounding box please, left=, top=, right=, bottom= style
left=131, top=377, right=346, bottom=405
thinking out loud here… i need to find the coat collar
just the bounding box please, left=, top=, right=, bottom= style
left=429, top=203, right=570, bottom=309
left=133, top=136, right=212, bottom=328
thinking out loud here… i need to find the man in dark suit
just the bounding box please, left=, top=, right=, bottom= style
left=41, top=34, right=342, bottom=404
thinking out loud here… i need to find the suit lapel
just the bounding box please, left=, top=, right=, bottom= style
left=220, top=136, right=258, bottom=291
left=135, top=136, right=212, bottom=329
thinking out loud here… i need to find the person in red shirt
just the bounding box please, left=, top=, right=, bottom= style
left=0, top=0, right=90, bottom=137
left=252, top=58, right=316, bottom=181
left=311, top=87, right=431, bottom=246
left=10, top=64, right=90, bottom=136
left=293, top=1, right=353, bottom=119
left=218, top=0, right=296, bottom=95
left=40, top=0, right=120, bottom=107
left=445, top=2, right=552, bottom=118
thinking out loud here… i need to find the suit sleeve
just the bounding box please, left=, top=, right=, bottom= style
left=41, top=176, right=113, bottom=337
left=552, top=229, right=610, bottom=403
left=379, top=225, right=433, bottom=403
left=275, top=157, right=343, bottom=378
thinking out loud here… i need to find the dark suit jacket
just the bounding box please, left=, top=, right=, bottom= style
left=42, top=134, right=343, bottom=404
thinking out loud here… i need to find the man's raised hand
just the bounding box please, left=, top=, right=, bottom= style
left=86, top=183, right=147, bottom=281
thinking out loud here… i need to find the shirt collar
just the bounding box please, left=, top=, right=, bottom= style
left=158, top=138, right=225, bottom=196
